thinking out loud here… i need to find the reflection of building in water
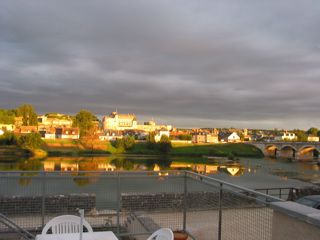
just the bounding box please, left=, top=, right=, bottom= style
left=226, top=167, right=240, bottom=176
left=153, top=164, right=160, bottom=171
left=192, top=165, right=219, bottom=174
left=61, top=162, right=79, bottom=171
left=170, top=163, right=192, bottom=169
left=44, top=159, right=116, bottom=172
left=97, top=163, right=116, bottom=171
left=169, top=163, right=219, bottom=174
left=153, top=164, right=169, bottom=176
left=43, top=161, right=55, bottom=171
left=219, top=165, right=244, bottom=176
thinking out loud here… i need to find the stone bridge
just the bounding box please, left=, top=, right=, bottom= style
left=248, top=142, right=320, bottom=160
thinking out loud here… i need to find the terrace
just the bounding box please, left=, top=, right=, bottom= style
left=0, top=171, right=319, bottom=240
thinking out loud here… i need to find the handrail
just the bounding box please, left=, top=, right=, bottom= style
left=185, top=171, right=283, bottom=202
left=0, top=213, right=35, bottom=240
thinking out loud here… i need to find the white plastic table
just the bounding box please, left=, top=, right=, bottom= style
left=35, top=231, right=118, bottom=240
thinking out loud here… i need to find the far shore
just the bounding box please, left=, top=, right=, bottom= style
left=0, top=139, right=264, bottom=160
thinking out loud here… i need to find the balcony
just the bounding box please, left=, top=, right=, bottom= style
left=0, top=171, right=319, bottom=240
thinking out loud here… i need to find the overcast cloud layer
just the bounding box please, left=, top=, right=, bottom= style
left=1, top=0, right=320, bottom=129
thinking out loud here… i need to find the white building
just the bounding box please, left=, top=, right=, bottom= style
left=155, top=130, right=170, bottom=142
left=38, top=114, right=73, bottom=127
left=307, top=136, right=319, bottom=142
left=275, top=132, right=297, bottom=141
left=227, top=132, right=241, bottom=143
left=102, top=112, right=137, bottom=131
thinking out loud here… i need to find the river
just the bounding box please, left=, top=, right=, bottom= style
left=0, top=155, right=319, bottom=189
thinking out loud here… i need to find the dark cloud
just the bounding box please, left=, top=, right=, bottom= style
left=1, top=0, right=320, bottom=129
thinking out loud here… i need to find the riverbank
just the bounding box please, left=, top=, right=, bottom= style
left=0, top=139, right=264, bottom=159
left=0, top=145, right=47, bottom=160
left=0, top=146, right=32, bottom=160
left=41, top=139, right=263, bottom=158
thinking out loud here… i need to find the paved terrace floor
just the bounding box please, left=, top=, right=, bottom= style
left=0, top=208, right=273, bottom=240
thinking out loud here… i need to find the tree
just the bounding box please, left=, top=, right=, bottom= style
left=16, top=104, right=38, bottom=126
left=307, top=127, right=318, bottom=136
left=178, top=134, right=192, bottom=141
left=123, top=136, right=135, bottom=150
left=158, top=135, right=172, bottom=153
left=0, top=109, right=16, bottom=124
left=73, top=110, right=96, bottom=137
left=146, top=132, right=156, bottom=149
left=18, top=132, right=43, bottom=150
left=293, top=129, right=307, bottom=142
left=113, top=136, right=135, bottom=151
left=0, top=132, right=18, bottom=145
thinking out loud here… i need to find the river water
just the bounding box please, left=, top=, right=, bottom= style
left=0, top=155, right=319, bottom=189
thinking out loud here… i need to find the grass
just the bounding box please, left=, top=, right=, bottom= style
left=42, top=139, right=123, bottom=156
left=171, top=142, right=263, bottom=157
left=1, top=139, right=263, bottom=159
left=128, top=142, right=263, bottom=158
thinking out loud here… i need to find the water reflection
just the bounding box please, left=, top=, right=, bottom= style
left=0, top=155, right=319, bottom=186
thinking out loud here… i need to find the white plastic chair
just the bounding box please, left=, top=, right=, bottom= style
left=146, top=228, right=174, bottom=240
left=42, top=215, right=93, bottom=234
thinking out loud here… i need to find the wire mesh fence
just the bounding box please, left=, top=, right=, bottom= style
left=0, top=170, right=282, bottom=240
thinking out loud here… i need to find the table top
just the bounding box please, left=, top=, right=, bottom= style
left=35, top=231, right=118, bottom=240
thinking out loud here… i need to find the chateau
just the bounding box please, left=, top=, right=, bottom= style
left=102, top=111, right=172, bottom=132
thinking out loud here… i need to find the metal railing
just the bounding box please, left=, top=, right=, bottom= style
left=254, top=187, right=298, bottom=200
left=0, top=213, right=35, bottom=240
left=0, top=170, right=283, bottom=240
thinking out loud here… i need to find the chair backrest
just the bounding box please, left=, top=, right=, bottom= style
left=42, top=215, right=93, bottom=234
left=147, top=228, right=174, bottom=240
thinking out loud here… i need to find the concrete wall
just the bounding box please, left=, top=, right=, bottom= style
left=271, top=202, right=320, bottom=240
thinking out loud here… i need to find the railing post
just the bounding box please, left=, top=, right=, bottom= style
left=41, top=171, right=46, bottom=228
left=183, top=171, right=187, bottom=232
left=218, top=183, right=223, bottom=240
left=116, top=172, right=121, bottom=234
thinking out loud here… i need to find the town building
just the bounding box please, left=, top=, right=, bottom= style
left=219, top=132, right=241, bottom=143
left=14, top=126, right=38, bottom=134
left=192, top=133, right=219, bottom=143
left=0, top=124, right=15, bottom=132
left=38, top=126, right=80, bottom=139
left=55, top=127, right=80, bottom=139
left=155, top=130, right=170, bottom=142
left=102, top=111, right=172, bottom=132
left=227, top=132, right=241, bottom=142
left=39, top=127, right=56, bottom=139
left=102, top=112, right=137, bottom=131
left=37, top=114, right=73, bottom=128
left=275, top=132, right=297, bottom=141
left=307, top=135, right=319, bottom=142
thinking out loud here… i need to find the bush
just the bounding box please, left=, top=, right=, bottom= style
left=113, top=136, right=135, bottom=151
left=0, top=132, right=18, bottom=145
left=157, top=135, right=172, bottom=153
left=178, top=134, right=192, bottom=141
left=18, top=133, right=44, bottom=150
left=123, top=136, right=135, bottom=150
left=146, top=132, right=156, bottom=149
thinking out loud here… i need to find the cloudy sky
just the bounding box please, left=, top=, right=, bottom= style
left=1, top=0, right=320, bottom=129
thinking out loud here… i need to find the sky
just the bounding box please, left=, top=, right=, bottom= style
left=1, top=0, right=320, bottom=129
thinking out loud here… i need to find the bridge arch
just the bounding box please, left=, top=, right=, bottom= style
left=298, top=145, right=320, bottom=160
left=264, top=145, right=278, bottom=158
left=279, top=145, right=297, bottom=159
